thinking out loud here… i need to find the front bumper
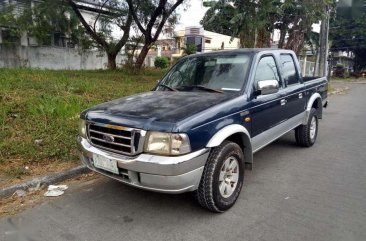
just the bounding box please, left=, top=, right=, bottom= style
left=78, top=136, right=209, bottom=194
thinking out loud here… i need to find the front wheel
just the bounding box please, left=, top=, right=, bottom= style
left=194, top=141, right=244, bottom=212
left=295, top=108, right=318, bottom=147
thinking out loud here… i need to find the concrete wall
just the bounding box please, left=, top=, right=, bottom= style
left=0, top=45, right=127, bottom=70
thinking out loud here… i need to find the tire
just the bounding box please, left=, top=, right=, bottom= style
left=194, top=141, right=245, bottom=213
left=295, top=108, right=318, bottom=147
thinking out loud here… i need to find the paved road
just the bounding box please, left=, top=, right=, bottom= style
left=1, top=84, right=366, bottom=241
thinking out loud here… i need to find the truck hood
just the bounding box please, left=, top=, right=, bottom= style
left=82, top=91, right=235, bottom=131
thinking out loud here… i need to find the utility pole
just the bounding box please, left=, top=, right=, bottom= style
left=318, top=7, right=330, bottom=77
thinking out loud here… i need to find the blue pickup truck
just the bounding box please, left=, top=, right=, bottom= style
left=78, top=49, right=328, bottom=212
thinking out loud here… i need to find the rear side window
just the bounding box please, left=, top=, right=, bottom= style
left=254, top=56, right=281, bottom=86
left=280, top=54, right=299, bottom=86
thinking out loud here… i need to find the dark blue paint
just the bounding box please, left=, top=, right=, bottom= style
left=81, top=49, right=328, bottom=153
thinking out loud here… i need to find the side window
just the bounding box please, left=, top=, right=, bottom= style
left=254, top=56, right=281, bottom=86
left=280, top=54, right=299, bottom=86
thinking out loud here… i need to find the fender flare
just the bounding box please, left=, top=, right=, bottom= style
left=206, top=124, right=253, bottom=165
left=303, top=93, right=322, bottom=124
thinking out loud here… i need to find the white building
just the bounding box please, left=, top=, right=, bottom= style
left=172, top=26, right=240, bottom=59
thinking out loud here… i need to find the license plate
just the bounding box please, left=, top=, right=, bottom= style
left=92, top=154, right=119, bottom=174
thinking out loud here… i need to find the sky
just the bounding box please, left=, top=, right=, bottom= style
left=176, top=1, right=209, bottom=30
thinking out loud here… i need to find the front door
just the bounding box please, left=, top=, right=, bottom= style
left=250, top=55, right=286, bottom=138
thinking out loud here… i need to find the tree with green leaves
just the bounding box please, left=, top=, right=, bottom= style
left=0, top=0, right=80, bottom=46
left=330, top=3, right=366, bottom=72
left=0, top=0, right=133, bottom=69
left=202, top=0, right=280, bottom=48
left=201, top=1, right=236, bottom=37
left=1, top=0, right=183, bottom=70
left=202, top=0, right=334, bottom=55
left=67, top=0, right=133, bottom=69
left=126, top=0, right=185, bottom=72
left=277, top=0, right=334, bottom=54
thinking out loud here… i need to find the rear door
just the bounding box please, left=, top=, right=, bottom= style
left=279, top=54, right=307, bottom=119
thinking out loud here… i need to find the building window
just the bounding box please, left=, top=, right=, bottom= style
left=1, top=29, right=20, bottom=44
left=186, top=36, right=202, bottom=52
left=54, top=33, right=66, bottom=47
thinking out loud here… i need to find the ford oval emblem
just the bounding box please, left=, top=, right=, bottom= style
left=102, top=134, right=114, bottom=143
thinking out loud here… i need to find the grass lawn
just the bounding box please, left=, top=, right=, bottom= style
left=0, top=68, right=165, bottom=184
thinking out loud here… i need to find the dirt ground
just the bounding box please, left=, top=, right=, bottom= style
left=0, top=172, right=97, bottom=217
left=0, top=160, right=78, bottom=189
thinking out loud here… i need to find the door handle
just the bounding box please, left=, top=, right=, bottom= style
left=299, top=93, right=303, bottom=99
left=280, top=99, right=287, bottom=106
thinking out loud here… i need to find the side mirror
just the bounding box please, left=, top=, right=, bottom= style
left=256, top=79, right=279, bottom=96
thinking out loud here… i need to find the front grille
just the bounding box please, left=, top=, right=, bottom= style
left=87, top=123, right=141, bottom=155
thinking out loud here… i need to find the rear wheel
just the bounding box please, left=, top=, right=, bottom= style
left=295, top=108, right=318, bottom=147
left=194, top=141, right=244, bottom=212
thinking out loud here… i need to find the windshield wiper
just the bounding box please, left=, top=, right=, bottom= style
left=181, top=85, right=224, bottom=94
left=158, top=84, right=178, bottom=92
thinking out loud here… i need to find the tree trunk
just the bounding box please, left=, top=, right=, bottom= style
left=107, top=52, right=117, bottom=70
left=285, top=28, right=305, bottom=55
left=278, top=27, right=287, bottom=49
left=134, top=44, right=150, bottom=72
left=256, top=28, right=271, bottom=48
left=239, top=28, right=255, bottom=48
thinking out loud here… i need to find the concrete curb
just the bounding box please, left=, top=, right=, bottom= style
left=0, top=165, right=90, bottom=198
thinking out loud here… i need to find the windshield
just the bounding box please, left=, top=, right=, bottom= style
left=158, top=54, right=252, bottom=92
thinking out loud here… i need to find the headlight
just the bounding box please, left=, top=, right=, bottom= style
left=79, top=119, right=87, bottom=138
left=144, top=132, right=191, bottom=155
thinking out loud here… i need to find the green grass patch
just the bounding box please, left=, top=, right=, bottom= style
left=0, top=68, right=165, bottom=165
left=5, top=167, right=31, bottom=178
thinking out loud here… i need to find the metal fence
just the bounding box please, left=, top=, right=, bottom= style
left=299, top=60, right=316, bottom=77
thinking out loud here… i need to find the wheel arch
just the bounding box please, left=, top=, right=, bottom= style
left=304, top=93, right=322, bottom=124
left=206, top=124, right=253, bottom=168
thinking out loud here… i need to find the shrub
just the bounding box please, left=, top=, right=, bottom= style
left=183, top=44, right=197, bottom=55
left=154, top=56, right=170, bottom=69
left=334, top=64, right=346, bottom=78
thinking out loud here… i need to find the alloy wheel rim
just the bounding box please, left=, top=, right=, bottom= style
left=310, top=116, right=317, bottom=140
left=219, top=156, right=239, bottom=198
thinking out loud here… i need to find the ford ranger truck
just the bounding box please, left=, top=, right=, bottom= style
left=78, top=49, right=328, bottom=212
